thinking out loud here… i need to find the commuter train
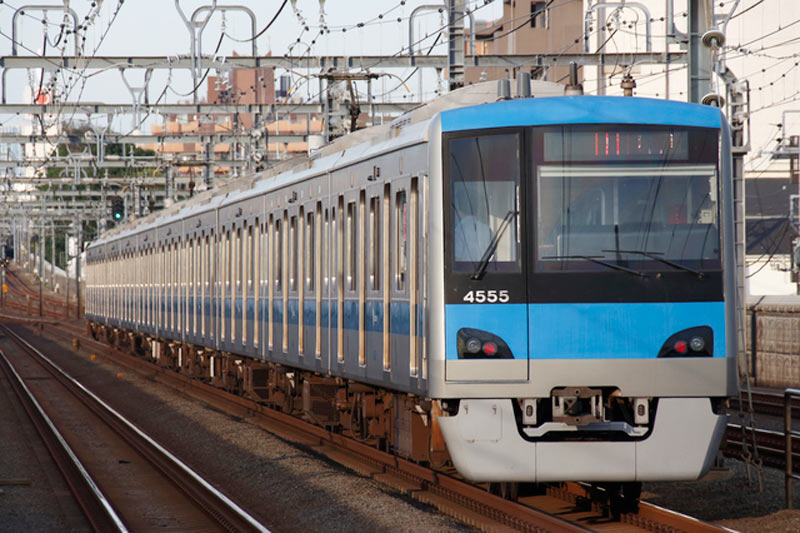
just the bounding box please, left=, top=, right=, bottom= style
left=85, top=79, right=737, bottom=490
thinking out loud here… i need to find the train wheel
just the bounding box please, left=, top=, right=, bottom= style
left=608, top=481, right=641, bottom=519
left=489, top=482, right=519, bottom=501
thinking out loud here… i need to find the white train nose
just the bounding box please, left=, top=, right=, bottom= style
left=437, top=398, right=727, bottom=482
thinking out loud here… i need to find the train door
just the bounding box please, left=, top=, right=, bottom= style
left=301, top=202, right=319, bottom=362
left=390, top=177, right=424, bottom=386
left=330, top=195, right=346, bottom=372
left=443, top=130, right=529, bottom=382
left=272, top=212, right=286, bottom=358
left=319, top=202, right=333, bottom=373
left=365, top=182, right=385, bottom=380
left=340, top=190, right=361, bottom=374
left=286, top=205, right=300, bottom=360
left=258, top=218, right=268, bottom=360
left=246, top=219, right=257, bottom=354
left=234, top=224, right=243, bottom=349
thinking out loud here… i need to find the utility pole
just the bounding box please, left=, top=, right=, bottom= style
left=39, top=218, right=44, bottom=317
left=688, top=0, right=713, bottom=103
left=75, top=219, right=82, bottom=318
left=447, top=0, right=465, bottom=91
left=50, top=222, right=55, bottom=292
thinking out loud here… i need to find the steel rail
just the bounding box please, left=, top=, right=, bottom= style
left=723, top=423, right=800, bottom=472
left=730, top=390, right=800, bottom=419
left=0, top=324, right=271, bottom=533
left=0, top=349, right=126, bottom=532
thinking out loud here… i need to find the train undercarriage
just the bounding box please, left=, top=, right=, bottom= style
left=87, top=322, right=451, bottom=469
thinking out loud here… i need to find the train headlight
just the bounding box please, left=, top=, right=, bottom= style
left=456, top=328, right=514, bottom=359
left=689, top=337, right=705, bottom=351
left=658, top=326, right=713, bottom=357
left=482, top=342, right=498, bottom=356
left=466, top=338, right=482, bottom=353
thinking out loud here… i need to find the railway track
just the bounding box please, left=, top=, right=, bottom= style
left=722, top=423, right=799, bottom=473
left=730, top=389, right=800, bottom=420
left=35, top=318, right=727, bottom=532
left=0, top=269, right=71, bottom=319
left=0, top=323, right=270, bottom=533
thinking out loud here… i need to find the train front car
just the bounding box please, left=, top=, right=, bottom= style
left=430, top=96, right=737, bottom=483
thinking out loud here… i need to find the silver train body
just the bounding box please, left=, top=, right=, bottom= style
left=86, top=80, right=737, bottom=482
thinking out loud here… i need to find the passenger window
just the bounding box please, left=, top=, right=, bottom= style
left=274, top=219, right=282, bottom=291
left=347, top=201, right=356, bottom=291
left=306, top=211, right=315, bottom=291
left=290, top=216, right=297, bottom=292
left=396, top=191, right=407, bottom=290
left=369, top=196, right=379, bottom=291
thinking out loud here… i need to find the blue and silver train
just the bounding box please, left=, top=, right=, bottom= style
left=85, top=79, right=737, bottom=487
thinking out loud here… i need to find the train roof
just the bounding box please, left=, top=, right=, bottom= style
left=440, top=95, right=724, bottom=132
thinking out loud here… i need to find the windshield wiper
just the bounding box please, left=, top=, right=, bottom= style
left=471, top=210, right=517, bottom=280
left=602, top=249, right=705, bottom=279
left=543, top=255, right=647, bottom=278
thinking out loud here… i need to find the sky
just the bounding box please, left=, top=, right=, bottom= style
left=1, top=0, right=799, bottom=173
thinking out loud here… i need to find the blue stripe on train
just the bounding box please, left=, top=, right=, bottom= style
left=441, top=95, right=723, bottom=132
left=529, top=301, right=726, bottom=359
left=157, top=298, right=419, bottom=336
left=444, top=301, right=726, bottom=360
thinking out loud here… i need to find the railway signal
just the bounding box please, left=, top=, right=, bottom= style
left=110, top=196, right=125, bottom=222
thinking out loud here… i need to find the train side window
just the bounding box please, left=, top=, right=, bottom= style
left=274, top=218, right=282, bottom=292
left=369, top=196, right=379, bottom=291
left=347, top=201, right=356, bottom=291
left=290, top=215, right=298, bottom=292
left=306, top=210, right=315, bottom=291
left=331, top=205, right=338, bottom=290
left=396, top=190, right=408, bottom=290
left=323, top=209, right=330, bottom=289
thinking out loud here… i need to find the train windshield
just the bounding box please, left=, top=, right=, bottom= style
left=449, top=133, right=521, bottom=274
left=535, top=126, right=720, bottom=272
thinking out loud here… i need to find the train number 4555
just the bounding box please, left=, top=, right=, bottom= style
left=462, top=290, right=510, bottom=303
